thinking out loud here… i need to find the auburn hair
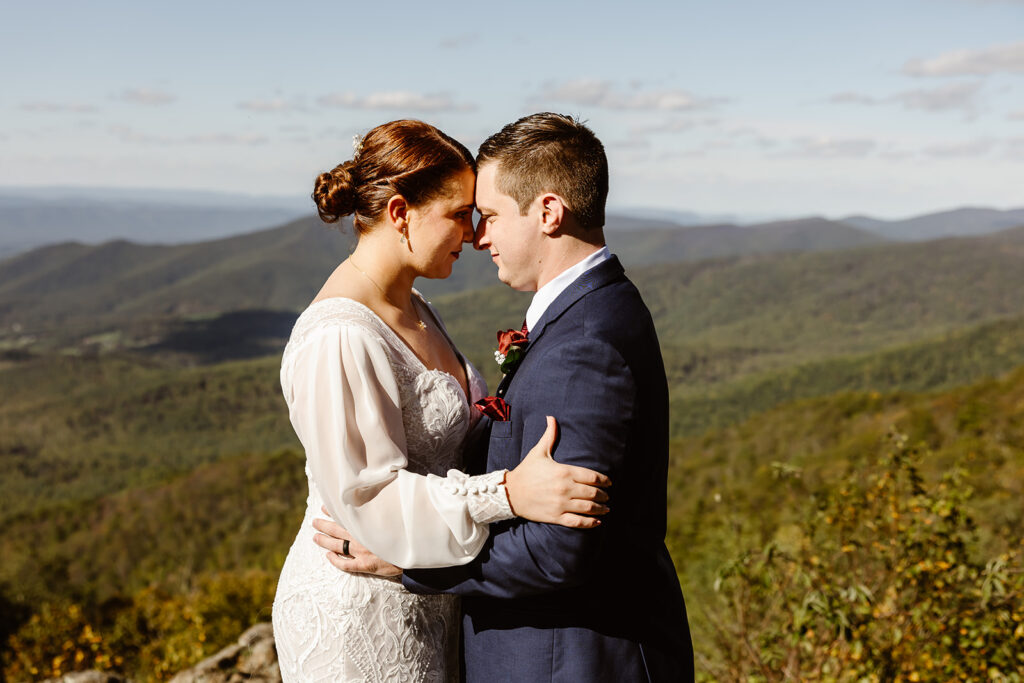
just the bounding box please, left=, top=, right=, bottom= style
left=313, top=120, right=475, bottom=234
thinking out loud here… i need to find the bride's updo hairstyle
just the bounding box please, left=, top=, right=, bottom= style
left=313, top=120, right=475, bottom=234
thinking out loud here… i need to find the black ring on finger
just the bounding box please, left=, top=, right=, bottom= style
left=342, top=539, right=351, bottom=557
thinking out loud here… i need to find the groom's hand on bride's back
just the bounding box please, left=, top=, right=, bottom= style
left=313, top=509, right=402, bottom=577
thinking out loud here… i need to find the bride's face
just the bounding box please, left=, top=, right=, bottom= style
left=405, top=167, right=476, bottom=279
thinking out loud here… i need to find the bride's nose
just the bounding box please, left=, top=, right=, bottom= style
left=473, top=216, right=489, bottom=250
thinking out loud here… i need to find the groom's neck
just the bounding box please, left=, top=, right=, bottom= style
left=534, top=235, right=606, bottom=291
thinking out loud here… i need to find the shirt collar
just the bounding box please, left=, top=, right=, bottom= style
left=525, top=246, right=612, bottom=332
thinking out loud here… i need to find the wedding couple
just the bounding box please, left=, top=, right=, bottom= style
left=272, top=113, right=693, bottom=681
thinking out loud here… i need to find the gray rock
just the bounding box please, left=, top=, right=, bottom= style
left=168, top=622, right=281, bottom=683
left=43, top=673, right=129, bottom=683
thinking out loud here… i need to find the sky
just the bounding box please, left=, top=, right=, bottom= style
left=2, top=0, right=1022, bottom=219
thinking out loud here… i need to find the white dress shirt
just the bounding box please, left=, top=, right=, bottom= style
left=525, top=246, right=612, bottom=332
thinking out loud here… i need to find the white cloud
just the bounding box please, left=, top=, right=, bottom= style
left=878, top=149, right=916, bottom=161
left=658, top=138, right=742, bottom=160
left=890, top=81, right=984, bottom=113
left=237, top=98, right=307, bottom=113
left=786, top=136, right=878, bottom=158
left=183, top=133, right=269, bottom=145
left=317, top=91, right=475, bottom=112
left=827, top=81, right=983, bottom=115
left=654, top=149, right=708, bottom=161
left=534, top=79, right=726, bottom=112
left=1003, top=137, right=1024, bottom=159
left=116, top=87, right=177, bottom=105
left=20, top=101, right=97, bottom=113
left=607, top=136, right=652, bottom=150
left=827, top=92, right=879, bottom=105
left=109, top=124, right=267, bottom=146
left=109, top=124, right=173, bottom=145
left=721, top=126, right=779, bottom=147
left=316, top=125, right=361, bottom=139
left=903, top=41, right=1024, bottom=77
left=923, top=138, right=995, bottom=158
left=630, top=117, right=720, bottom=135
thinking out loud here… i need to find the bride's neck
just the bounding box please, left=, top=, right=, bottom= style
left=348, top=233, right=416, bottom=306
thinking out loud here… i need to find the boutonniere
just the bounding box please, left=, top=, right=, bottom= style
left=494, top=325, right=529, bottom=374
left=474, top=396, right=510, bottom=421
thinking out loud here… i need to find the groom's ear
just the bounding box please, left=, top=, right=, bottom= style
left=538, top=193, right=567, bottom=236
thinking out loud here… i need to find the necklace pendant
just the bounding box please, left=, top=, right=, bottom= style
left=417, top=320, right=427, bottom=331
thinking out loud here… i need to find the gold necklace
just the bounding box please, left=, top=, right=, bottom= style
left=348, top=260, right=427, bottom=331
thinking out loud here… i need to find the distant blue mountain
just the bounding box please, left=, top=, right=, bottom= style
left=840, top=206, right=1024, bottom=241
left=0, top=187, right=308, bottom=255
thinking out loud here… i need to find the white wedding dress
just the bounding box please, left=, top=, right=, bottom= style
left=272, top=296, right=514, bottom=682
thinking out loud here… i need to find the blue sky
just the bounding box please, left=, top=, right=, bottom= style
left=2, top=0, right=1022, bottom=218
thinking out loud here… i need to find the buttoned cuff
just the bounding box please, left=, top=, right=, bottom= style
left=440, top=469, right=514, bottom=524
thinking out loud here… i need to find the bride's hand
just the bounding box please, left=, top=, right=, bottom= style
left=504, top=416, right=612, bottom=529
left=313, top=510, right=403, bottom=577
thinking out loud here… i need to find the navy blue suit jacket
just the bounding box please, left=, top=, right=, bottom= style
left=404, top=256, right=694, bottom=682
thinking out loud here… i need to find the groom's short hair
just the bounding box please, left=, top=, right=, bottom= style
left=478, top=113, right=608, bottom=231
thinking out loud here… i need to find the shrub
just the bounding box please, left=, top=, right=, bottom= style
left=3, top=570, right=277, bottom=681
left=705, top=431, right=1024, bottom=681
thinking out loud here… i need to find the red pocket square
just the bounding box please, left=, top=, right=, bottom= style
left=474, top=396, right=510, bottom=421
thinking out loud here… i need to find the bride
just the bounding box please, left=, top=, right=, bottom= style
left=272, top=120, right=611, bottom=682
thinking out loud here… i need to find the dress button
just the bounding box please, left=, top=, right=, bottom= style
left=487, top=484, right=498, bottom=494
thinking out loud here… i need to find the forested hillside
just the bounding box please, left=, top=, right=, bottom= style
left=2, top=218, right=1023, bottom=679
left=3, top=358, right=1021, bottom=679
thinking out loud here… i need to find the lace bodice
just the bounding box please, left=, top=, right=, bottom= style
left=273, top=295, right=511, bottom=682
left=280, top=296, right=486, bottom=477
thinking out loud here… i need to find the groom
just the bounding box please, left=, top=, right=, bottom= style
left=322, top=113, right=693, bottom=681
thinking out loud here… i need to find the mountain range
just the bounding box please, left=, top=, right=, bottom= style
left=0, top=214, right=884, bottom=333
left=0, top=194, right=305, bottom=258
left=840, top=206, right=1024, bottom=241
left=4, top=213, right=1024, bottom=441
left=1, top=188, right=1021, bottom=259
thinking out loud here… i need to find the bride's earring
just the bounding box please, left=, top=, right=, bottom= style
left=400, top=226, right=408, bottom=244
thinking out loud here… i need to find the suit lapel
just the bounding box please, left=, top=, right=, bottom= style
left=495, top=256, right=626, bottom=398
left=529, top=256, right=625, bottom=344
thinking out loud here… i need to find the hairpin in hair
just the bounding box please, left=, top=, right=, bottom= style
left=352, top=134, right=363, bottom=157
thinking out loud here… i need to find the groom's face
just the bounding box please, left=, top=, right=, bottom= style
left=473, top=162, right=544, bottom=292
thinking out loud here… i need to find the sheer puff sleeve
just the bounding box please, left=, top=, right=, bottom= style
left=285, top=322, right=512, bottom=569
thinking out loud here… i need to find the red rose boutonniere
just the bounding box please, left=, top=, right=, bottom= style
left=474, top=395, right=510, bottom=421
left=494, top=325, right=529, bottom=375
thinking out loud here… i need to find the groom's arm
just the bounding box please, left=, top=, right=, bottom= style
left=403, top=335, right=634, bottom=598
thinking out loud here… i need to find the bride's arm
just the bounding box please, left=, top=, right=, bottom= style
left=288, top=324, right=606, bottom=571
left=312, top=416, right=611, bottom=575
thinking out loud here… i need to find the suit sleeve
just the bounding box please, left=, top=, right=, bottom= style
left=403, top=335, right=634, bottom=597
